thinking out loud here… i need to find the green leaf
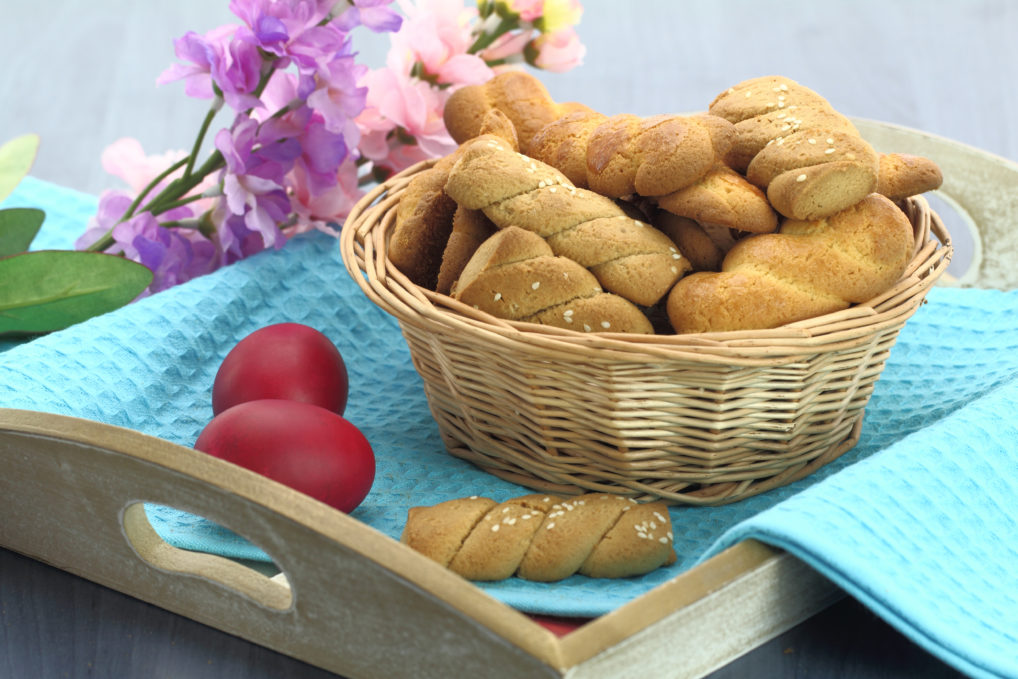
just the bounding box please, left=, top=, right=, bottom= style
left=0, top=250, right=153, bottom=337
left=0, top=208, right=45, bottom=256
left=0, top=134, right=40, bottom=204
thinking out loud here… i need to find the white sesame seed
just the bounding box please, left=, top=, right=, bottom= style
left=583, top=323, right=592, bottom=332
left=824, top=147, right=836, bottom=154
left=491, top=524, right=500, bottom=532
left=563, top=309, right=574, bottom=316
left=549, top=186, right=557, bottom=193
left=546, top=522, right=555, bottom=530
left=521, top=514, right=532, bottom=520
left=659, top=537, right=669, bottom=544
left=672, top=253, right=681, bottom=259
left=826, top=137, right=835, bottom=144
left=531, top=281, right=540, bottom=290
left=808, top=138, right=817, bottom=144
left=538, top=180, right=546, bottom=188
left=601, top=321, right=611, bottom=329
left=671, top=266, right=678, bottom=274
left=796, top=173, right=808, bottom=182
left=654, top=511, right=667, bottom=523
left=493, top=292, right=502, bottom=301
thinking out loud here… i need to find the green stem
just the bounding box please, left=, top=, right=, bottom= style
left=121, top=157, right=190, bottom=221
left=469, top=16, right=518, bottom=54
left=146, top=192, right=209, bottom=216
left=184, top=99, right=223, bottom=178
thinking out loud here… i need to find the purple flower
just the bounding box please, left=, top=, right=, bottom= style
left=333, top=0, right=404, bottom=33
left=157, top=24, right=266, bottom=112
left=77, top=192, right=218, bottom=295
left=156, top=26, right=234, bottom=99
left=307, top=53, right=369, bottom=136
left=294, top=111, right=349, bottom=195
left=115, top=215, right=219, bottom=294
left=215, top=116, right=296, bottom=251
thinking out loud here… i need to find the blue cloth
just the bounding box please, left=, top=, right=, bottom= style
left=2, top=178, right=1016, bottom=678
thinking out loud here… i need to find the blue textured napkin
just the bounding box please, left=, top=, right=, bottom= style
left=2, top=178, right=1016, bottom=678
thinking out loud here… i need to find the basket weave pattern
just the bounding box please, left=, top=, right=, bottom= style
left=341, top=161, right=953, bottom=505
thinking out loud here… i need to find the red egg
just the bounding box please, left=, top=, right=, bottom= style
left=195, top=399, right=375, bottom=513
left=212, top=323, right=349, bottom=416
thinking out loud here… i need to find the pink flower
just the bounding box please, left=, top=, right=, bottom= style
left=502, top=0, right=545, bottom=22
left=389, top=0, right=492, bottom=84
left=528, top=26, right=585, bottom=72
left=356, top=65, right=459, bottom=174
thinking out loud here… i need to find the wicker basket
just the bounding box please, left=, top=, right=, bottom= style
left=340, top=160, right=953, bottom=506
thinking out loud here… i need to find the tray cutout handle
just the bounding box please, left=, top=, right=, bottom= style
left=121, top=502, right=293, bottom=612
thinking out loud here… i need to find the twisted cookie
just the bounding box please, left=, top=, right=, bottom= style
left=527, top=110, right=736, bottom=198
left=666, top=193, right=916, bottom=333
left=401, top=493, right=678, bottom=582
left=709, top=75, right=880, bottom=221
left=452, top=226, right=654, bottom=334
left=445, top=137, right=690, bottom=307
left=443, top=70, right=592, bottom=151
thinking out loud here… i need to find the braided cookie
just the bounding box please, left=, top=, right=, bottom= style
left=709, top=76, right=881, bottom=220
left=443, top=70, right=592, bottom=151
left=451, top=226, right=654, bottom=334
left=445, top=137, right=690, bottom=307
left=528, top=111, right=736, bottom=198
left=401, top=493, right=678, bottom=582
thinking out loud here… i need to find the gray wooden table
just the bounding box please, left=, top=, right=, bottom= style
left=2, top=1, right=1015, bottom=677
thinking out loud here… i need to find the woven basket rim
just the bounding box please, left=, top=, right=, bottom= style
left=340, top=159, right=953, bottom=367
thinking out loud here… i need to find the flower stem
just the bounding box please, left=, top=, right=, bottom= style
left=184, top=97, right=223, bottom=178
left=121, top=156, right=190, bottom=221
left=148, top=192, right=209, bottom=215
left=469, top=16, right=518, bottom=53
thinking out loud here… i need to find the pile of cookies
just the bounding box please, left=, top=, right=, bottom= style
left=387, top=73, right=943, bottom=335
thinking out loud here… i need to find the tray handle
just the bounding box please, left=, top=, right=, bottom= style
left=120, top=501, right=292, bottom=610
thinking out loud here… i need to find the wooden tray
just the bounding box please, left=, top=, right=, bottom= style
left=2, top=120, right=1015, bottom=678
